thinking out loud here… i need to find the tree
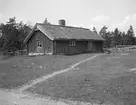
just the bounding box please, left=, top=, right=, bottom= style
left=99, top=26, right=107, bottom=37
left=43, top=18, right=51, bottom=24
left=115, top=28, right=122, bottom=45
left=110, top=28, right=122, bottom=47
left=92, top=27, right=97, bottom=34
left=7, top=17, right=16, bottom=24
left=0, top=27, right=4, bottom=50
left=99, top=26, right=111, bottom=48
left=2, top=18, right=20, bottom=52
left=127, top=25, right=134, bottom=37
left=105, top=31, right=112, bottom=47
left=17, top=21, right=32, bottom=49
left=126, top=25, right=135, bottom=45
left=0, top=17, right=32, bottom=54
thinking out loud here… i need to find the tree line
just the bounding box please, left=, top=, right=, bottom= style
left=0, top=17, right=135, bottom=54
left=92, top=25, right=135, bottom=48
left=0, top=17, right=32, bottom=53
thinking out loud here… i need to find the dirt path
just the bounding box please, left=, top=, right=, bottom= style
left=0, top=54, right=102, bottom=105
left=18, top=54, right=102, bottom=92
left=0, top=89, right=70, bottom=105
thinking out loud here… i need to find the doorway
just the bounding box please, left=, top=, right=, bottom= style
left=37, top=41, right=43, bottom=53
left=88, top=41, right=93, bottom=52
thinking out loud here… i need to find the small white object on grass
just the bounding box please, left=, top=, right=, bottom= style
left=121, top=53, right=129, bottom=56
left=12, top=65, right=17, bottom=68
left=39, top=65, right=43, bottom=69
left=129, top=68, right=136, bottom=71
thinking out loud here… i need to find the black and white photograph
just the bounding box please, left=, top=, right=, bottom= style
left=0, top=0, right=136, bottom=105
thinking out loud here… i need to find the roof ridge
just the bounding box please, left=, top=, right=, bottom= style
left=36, top=23, right=90, bottom=30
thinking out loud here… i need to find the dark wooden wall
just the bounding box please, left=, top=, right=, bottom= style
left=54, top=40, right=87, bottom=54
left=76, top=41, right=88, bottom=53
left=53, top=40, right=103, bottom=55
left=92, top=41, right=103, bottom=52
left=27, top=31, right=53, bottom=54
left=27, top=31, right=103, bottom=55
left=54, top=40, right=69, bottom=54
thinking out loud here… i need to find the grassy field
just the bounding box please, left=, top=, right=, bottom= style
left=27, top=52, right=136, bottom=105
left=0, top=53, right=95, bottom=89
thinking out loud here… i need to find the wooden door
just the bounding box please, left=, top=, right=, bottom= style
left=37, top=41, right=43, bottom=53
left=88, top=41, right=93, bottom=52
left=69, top=40, right=76, bottom=54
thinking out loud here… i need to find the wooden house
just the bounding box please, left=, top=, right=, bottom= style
left=24, top=20, right=104, bottom=55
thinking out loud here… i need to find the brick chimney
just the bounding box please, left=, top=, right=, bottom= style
left=59, top=19, right=66, bottom=26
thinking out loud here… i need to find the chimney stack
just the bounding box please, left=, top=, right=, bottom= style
left=59, top=19, right=65, bottom=26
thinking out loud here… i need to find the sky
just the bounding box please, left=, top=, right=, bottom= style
left=0, top=0, right=136, bottom=34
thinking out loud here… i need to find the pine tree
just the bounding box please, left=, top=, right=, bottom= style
left=99, top=26, right=111, bottom=48
left=43, top=18, right=50, bottom=24
left=99, top=26, right=107, bottom=37
left=92, top=27, right=97, bottom=34
left=126, top=25, right=135, bottom=45
left=122, top=31, right=126, bottom=45
left=127, top=25, right=134, bottom=37
left=111, top=28, right=122, bottom=46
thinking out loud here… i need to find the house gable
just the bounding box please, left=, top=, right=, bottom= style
left=27, top=30, right=53, bottom=55
left=24, top=24, right=54, bottom=44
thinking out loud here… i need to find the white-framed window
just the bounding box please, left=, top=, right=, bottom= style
left=69, top=40, right=76, bottom=46
left=37, top=41, right=42, bottom=47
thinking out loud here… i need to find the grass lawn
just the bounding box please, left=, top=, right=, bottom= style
left=0, top=53, right=96, bottom=89
left=27, top=52, right=136, bottom=105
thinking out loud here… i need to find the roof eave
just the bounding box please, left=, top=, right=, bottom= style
left=54, top=38, right=105, bottom=41
left=24, top=24, right=37, bottom=44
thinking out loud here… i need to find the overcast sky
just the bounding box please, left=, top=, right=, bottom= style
left=0, top=0, right=136, bottom=34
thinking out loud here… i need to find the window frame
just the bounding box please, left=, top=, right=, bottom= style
left=37, top=40, right=42, bottom=47
left=69, top=40, right=76, bottom=46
